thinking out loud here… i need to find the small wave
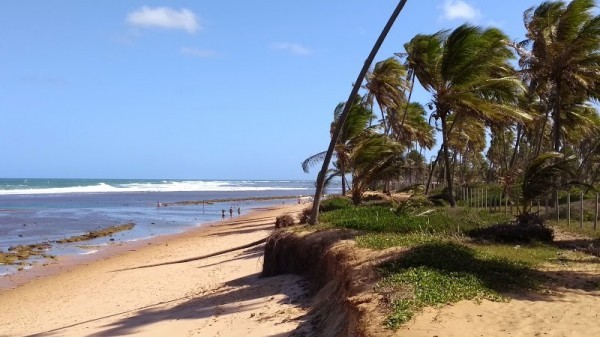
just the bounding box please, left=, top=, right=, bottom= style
left=79, top=250, right=98, bottom=255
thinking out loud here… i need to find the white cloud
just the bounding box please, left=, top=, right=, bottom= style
left=181, top=47, right=217, bottom=58
left=126, top=6, right=200, bottom=33
left=270, top=42, right=311, bottom=56
left=440, top=0, right=482, bottom=21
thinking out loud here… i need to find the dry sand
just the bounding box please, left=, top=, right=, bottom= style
left=0, top=203, right=311, bottom=337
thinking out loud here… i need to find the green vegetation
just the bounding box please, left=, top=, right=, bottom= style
left=299, top=0, right=600, bottom=330
left=317, top=196, right=591, bottom=329
left=549, top=220, right=600, bottom=240
left=379, top=242, right=539, bottom=328
left=321, top=206, right=511, bottom=235
left=319, top=196, right=353, bottom=212
left=356, top=233, right=444, bottom=250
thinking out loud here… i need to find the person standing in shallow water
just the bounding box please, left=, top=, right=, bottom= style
left=221, top=209, right=225, bottom=220
left=237, top=207, right=241, bottom=216
left=229, top=207, right=233, bottom=217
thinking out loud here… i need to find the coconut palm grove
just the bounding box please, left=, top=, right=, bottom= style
left=305, top=0, right=600, bottom=210
left=290, top=0, right=600, bottom=332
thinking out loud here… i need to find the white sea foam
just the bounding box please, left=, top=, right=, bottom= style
left=79, top=250, right=98, bottom=255
left=0, top=180, right=308, bottom=196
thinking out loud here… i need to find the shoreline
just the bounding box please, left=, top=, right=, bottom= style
left=0, top=202, right=311, bottom=336
left=0, top=203, right=303, bottom=290
left=0, top=195, right=307, bottom=280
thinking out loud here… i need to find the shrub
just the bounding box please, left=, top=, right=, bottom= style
left=362, top=193, right=387, bottom=202
left=467, top=213, right=554, bottom=243
left=275, top=214, right=296, bottom=229
left=298, top=207, right=312, bottom=224
left=395, top=194, right=434, bottom=215
left=319, top=196, right=352, bottom=212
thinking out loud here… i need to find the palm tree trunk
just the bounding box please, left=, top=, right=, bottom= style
left=425, top=148, right=442, bottom=194
left=340, top=162, right=347, bottom=196
left=398, top=71, right=416, bottom=131
left=508, top=124, right=522, bottom=169
left=378, top=102, right=389, bottom=135
left=534, top=111, right=550, bottom=157
left=309, top=0, right=410, bottom=225
left=441, top=114, right=456, bottom=207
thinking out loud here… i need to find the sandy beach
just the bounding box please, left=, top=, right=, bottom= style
left=0, top=203, right=310, bottom=337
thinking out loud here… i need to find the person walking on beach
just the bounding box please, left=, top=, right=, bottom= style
left=221, top=209, right=225, bottom=220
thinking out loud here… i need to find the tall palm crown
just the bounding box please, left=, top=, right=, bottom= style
left=403, top=24, right=527, bottom=206
left=364, top=57, right=408, bottom=134
left=518, top=0, right=600, bottom=152
left=301, top=97, right=373, bottom=195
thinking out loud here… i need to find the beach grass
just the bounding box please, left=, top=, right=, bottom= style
left=320, top=205, right=511, bottom=235
left=379, top=241, right=543, bottom=329
left=318, top=203, right=581, bottom=330
left=548, top=220, right=600, bottom=240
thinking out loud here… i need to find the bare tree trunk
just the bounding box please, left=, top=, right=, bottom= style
left=340, top=161, right=346, bottom=196
left=441, top=114, right=456, bottom=207
left=309, top=0, right=410, bottom=225
left=398, top=71, right=416, bottom=131
left=425, top=148, right=443, bottom=194
left=534, top=111, right=550, bottom=158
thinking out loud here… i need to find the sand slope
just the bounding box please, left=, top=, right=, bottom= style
left=0, top=204, right=310, bottom=337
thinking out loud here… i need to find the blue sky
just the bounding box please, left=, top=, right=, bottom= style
left=0, top=0, right=549, bottom=179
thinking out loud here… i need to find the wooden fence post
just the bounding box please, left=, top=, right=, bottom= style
left=556, top=192, right=560, bottom=223
left=485, top=188, right=488, bottom=210
left=468, top=188, right=471, bottom=207
left=580, top=190, right=584, bottom=228
left=595, top=193, right=598, bottom=231
left=567, top=193, right=571, bottom=226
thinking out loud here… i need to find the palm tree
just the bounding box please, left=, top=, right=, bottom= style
left=403, top=24, right=528, bottom=206
left=521, top=152, right=578, bottom=213
left=387, top=102, right=435, bottom=150
left=517, top=0, right=600, bottom=153
left=310, top=0, right=410, bottom=225
left=348, top=134, right=404, bottom=204
left=302, top=98, right=373, bottom=196
left=365, top=57, right=408, bottom=134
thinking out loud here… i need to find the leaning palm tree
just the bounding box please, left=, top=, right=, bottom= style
left=302, top=97, right=373, bottom=195
left=403, top=24, right=529, bottom=206
left=309, top=0, right=410, bottom=225
left=517, top=0, right=600, bottom=153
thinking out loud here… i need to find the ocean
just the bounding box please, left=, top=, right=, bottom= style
left=0, top=178, right=332, bottom=275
